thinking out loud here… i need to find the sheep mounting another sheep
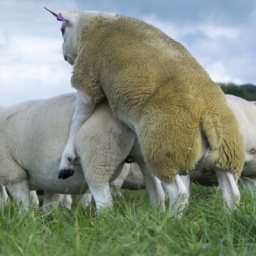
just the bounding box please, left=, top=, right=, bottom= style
left=45, top=8, right=244, bottom=214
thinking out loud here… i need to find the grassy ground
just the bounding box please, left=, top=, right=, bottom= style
left=1, top=185, right=256, bottom=256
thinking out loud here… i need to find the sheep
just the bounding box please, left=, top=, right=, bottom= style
left=190, top=95, right=256, bottom=186
left=1, top=103, right=70, bottom=211
left=195, top=95, right=256, bottom=190
left=45, top=8, right=244, bottom=213
left=0, top=93, right=164, bottom=213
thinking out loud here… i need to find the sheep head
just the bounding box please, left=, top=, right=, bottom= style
left=44, top=7, right=81, bottom=65
left=44, top=8, right=118, bottom=66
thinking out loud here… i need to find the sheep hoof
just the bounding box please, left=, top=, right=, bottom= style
left=58, top=169, right=75, bottom=179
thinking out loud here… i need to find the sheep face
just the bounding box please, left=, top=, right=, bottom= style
left=44, top=8, right=81, bottom=65
left=60, top=20, right=79, bottom=65
left=59, top=11, right=82, bottom=65
left=59, top=11, right=117, bottom=66
left=45, top=8, right=117, bottom=66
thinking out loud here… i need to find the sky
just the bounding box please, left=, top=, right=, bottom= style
left=0, top=0, right=256, bottom=106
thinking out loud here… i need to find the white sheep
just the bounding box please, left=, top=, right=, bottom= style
left=0, top=90, right=74, bottom=212
left=186, top=95, right=256, bottom=202
left=0, top=93, right=164, bottom=213
left=192, top=95, right=256, bottom=186
left=221, top=95, right=256, bottom=193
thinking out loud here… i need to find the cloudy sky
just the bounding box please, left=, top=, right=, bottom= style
left=1, top=0, right=255, bottom=106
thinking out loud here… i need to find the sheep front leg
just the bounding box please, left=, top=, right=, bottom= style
left=162, top=175, right=189, bottom=219
left=60, top=56, right=105, bottom=179
left=215, top=170, right=240, bottom=211
left=59, top=90, right=96, bottom=179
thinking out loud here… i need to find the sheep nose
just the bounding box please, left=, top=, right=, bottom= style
left=64, top=55, right=67, bottom=61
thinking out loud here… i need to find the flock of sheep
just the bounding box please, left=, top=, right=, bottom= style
left=0, top=8, right=256, bottom=218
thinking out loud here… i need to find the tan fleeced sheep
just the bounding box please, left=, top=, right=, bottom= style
left=78, top=16, right=243, bottom=179
left=46, top=9, right=245, bottom=213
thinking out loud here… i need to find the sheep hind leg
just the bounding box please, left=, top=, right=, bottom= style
left=7, top=179, right=31, bottom=214
left=29, top=190, right=39, bottom=207
left=180, top=174, right=191, bottom=197
left=42, top=192, right=62, bottom=212
left=88, top=183, right=113, bottom=213
left=73, top=191, right=93, bottom=208
left=0, top=186, right=8, bottom=208
left=215, top=170, right=240, bottom=211
left=162, top=175, right=189, bottom=219
left=138, top=161, right=166, bottom=211
left=59, top=90, right=96, bottom=179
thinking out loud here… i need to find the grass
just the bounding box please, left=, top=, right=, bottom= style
left=1, top=185, right=256, bottom=256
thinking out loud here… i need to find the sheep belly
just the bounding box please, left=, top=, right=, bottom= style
left=28, top=165, right=88, bottom=194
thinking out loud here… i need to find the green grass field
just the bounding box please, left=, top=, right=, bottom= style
left=1, top=185, right=256, bottom=256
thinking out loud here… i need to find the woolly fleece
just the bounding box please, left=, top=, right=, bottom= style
left=71, top=15, right=244, bottom=182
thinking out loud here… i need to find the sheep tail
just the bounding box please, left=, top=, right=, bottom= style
left=201, top=114, right=223, bottom=150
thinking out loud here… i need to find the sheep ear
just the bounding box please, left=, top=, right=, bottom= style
left=44, top=7, right=70, bottom=22
left=44, top=7, right=58, bottom=17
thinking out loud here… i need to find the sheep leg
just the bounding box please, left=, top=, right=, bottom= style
left=180, top=174, right=191, bottom=197
left=239, top=176, right=256, bottom=194
left=43, top=192, right=72, bottom=211
left=81, top=192, right=93, bottom=207
left=215, top=170, right=240, bottom=211
left=7, top=179, right=31, bottom=213
left=110, top=163, right=130, bottom=194
left=59, top=90, right=96, bottom=179
left=162, top=175, right=189, bottom=218
left=0, top=186, right=8, bottom=207
left=73, top=192, right=93, bottom=208
left=82, top=164, right=121, bottom=211
left=60, top=194, right=72, bottom=210
left=88, top=183, right=113, bottom=211
left=29, top=190, right=39, bottom=206
left=138, top=161, right=166, bottom=211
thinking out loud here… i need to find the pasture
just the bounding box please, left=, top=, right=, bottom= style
left=1, top=185, right=256, bottom=256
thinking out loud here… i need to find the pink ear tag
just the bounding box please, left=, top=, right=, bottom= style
left=57, top=13, right=65, bottom=21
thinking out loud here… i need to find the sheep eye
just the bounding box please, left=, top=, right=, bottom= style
left=61, top=27, right=65, bottom=35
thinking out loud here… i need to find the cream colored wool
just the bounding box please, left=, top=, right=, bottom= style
left=71, top=15, right=244, bottom=182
